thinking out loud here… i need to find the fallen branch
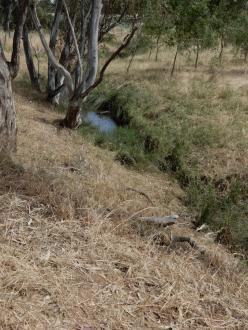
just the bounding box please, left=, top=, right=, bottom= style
left=126, top=187, right=154, bottom=205
left=139, top=215, right=178, bottom=227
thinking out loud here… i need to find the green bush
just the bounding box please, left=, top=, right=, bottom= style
left=186, top=176, right=248, bottom=251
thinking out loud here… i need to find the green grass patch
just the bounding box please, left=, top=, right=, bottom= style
left=186, top=176, right=248, bottom=252
left=78, top=80, right=248, bottom=254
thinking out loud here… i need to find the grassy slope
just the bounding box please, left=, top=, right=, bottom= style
left=0, top=85, right=246, bottom=329
left=80, top=44, right=248, bottom=252
left=0, top=33, right=248, bottom=328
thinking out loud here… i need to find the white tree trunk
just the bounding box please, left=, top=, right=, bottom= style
left=64, top=0, right=103, bottom=128
left=47, top=0, right=63, bottom=104
left=0, top=53, right=16, bottom=154
left=85, top=0, right=103, bottom=89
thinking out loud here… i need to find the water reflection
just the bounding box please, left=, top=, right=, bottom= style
left=83, top=111, right=117, bottom=134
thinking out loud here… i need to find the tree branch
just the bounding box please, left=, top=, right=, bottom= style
left=74, top=26, right=138, bottom=101
left=99, top=4, right=128, bottom=42
left=30, top=2, right=74, bottom=96
left=62, top=0, right=83, bottom=83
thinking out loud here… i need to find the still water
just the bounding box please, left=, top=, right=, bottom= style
left=83, top=111, right=117, bottom=134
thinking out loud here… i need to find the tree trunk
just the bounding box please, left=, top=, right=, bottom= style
left=84, top=0, right=103, bottom=90
left=23, top=25, right=41, bottom=91
left=0, top=54, right=16, bottom=154
left=219, top=35, right=224, bottom=64
left=3, top=1, right=13, bottom=35
left=244, top=49, right=248, bottom=63
left=9, top=0, right=29, bottom=80
left=155, top=33, right=161, bottom=62
left=62, top=101, right=81, bottom=129
left=49, top=29, right=73, bottom=104
left=127, top=52, right=136, bottom=73
left=195, top=41, right=200, bottom=69
left=170, top=46, right=178, bottom=77
left=3, top=0, right=13, bottom=49
left=148, top=45, right=153, bottom=59
left=47, top=0, right=63, bottom=105
left=63, top=0, right=103, bottom=128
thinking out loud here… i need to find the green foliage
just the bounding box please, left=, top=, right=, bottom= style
left=83, top=83, right=155, bottom=126
left=36, top=2, right=54, bottom=30
left=119, top=33, right=153, bottom=58
left=210, top=0, right=247, bottom=34
left=229, top=13, right=248, bottom=60
left=80, top=83, right=157, bottom=169
left=209, top=0, right=247, bottom=56
left=143, top=0, right=217, bottom=54
left=186, top=176, right=248, bottom=251
left=79, top=79, right=248, bottom=253
left=80, top=81, right=226, bottom=170
left=141, top=0, right=248, bottom=64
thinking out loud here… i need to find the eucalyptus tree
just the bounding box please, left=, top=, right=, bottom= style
left=30, top=0, right=138, bottom=128
left=209, top=0, right=247, bottom=63
left=142, top=0, right=168, bottom=61
left=142, top=0, right=215, bottom=73
left=164, top=0, right=215, bottom=74
left=23, top=21, right=41, bottom=91
left=230, top=12, right=248, bottom=62
left=0, top=0, right=29, bottom=154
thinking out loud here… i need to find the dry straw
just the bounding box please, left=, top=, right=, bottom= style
left=0, top=32, right=248, bottom=329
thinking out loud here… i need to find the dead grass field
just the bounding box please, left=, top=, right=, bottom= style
left=0, top=32, right=248, bottom=329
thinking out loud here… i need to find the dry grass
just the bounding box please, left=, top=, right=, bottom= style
left=0, top=98, right=246, bottom=330
left=0, top=32, right=248, bottom=329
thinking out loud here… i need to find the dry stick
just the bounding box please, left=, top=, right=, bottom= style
left=127, top=51, right=136, bottom=73
left=126, top=187, right=154, bottom=205
left=170, top=46, right=178, bottom=77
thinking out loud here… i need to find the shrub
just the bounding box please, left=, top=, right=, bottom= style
left=186, top=176, right=248, bottom=252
